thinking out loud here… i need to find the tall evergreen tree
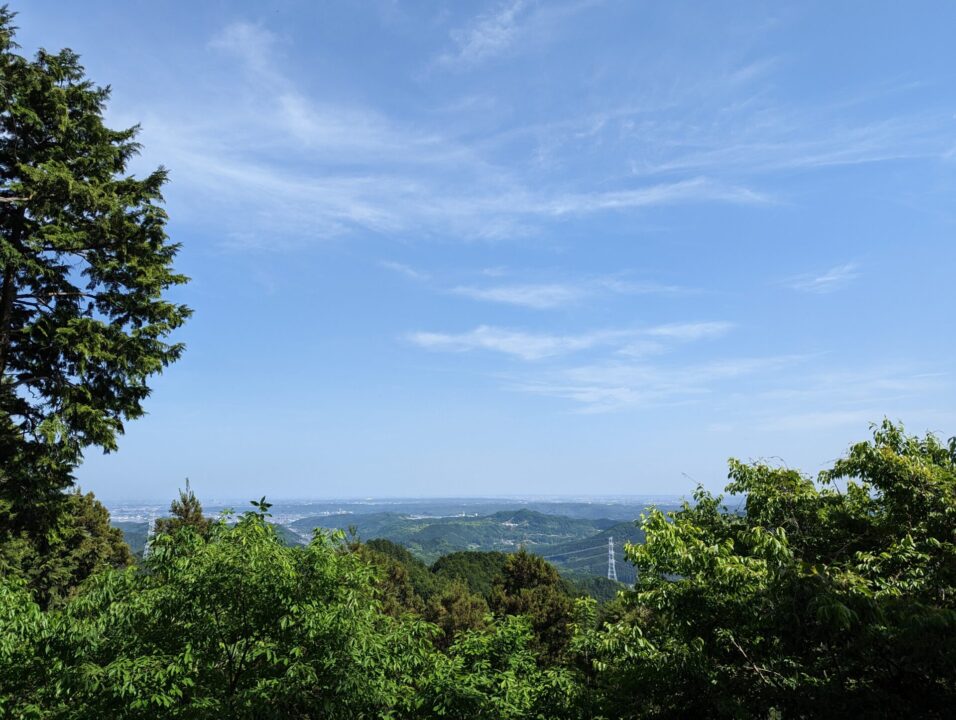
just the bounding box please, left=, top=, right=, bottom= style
left=489, top=549, right=576, bottom=663
left=425, top=579, right=489, bottom=649
left=154, top=479, right=212, bottom=539
left=0, top=7, right=190, bottom=520
left=0, top=489, right=132, bottom=607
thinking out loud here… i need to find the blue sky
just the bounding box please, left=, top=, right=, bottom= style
left=18, top=1, right=956, bottom=501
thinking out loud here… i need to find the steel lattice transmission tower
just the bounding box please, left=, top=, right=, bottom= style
left=143, top=513, right=158, bottom=558
left=607, top=536, right=618, bottom=581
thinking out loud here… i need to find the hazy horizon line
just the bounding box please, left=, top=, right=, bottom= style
left=101, top=493, right=688, bottom=505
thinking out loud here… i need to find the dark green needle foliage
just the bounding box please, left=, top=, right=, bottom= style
left=0, top=7, right=190, bottom=516
left=425, top=579, right=489, bottom=649
left=489, top=548, right=576, bottom=664
left=154, top=479, right=212, bottom=540
left=0, top=489, right=131, bottom=608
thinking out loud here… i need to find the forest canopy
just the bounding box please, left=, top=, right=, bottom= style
left=2, top=421, right=954, bottom=718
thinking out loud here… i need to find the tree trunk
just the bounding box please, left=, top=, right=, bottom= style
left=0, top=216, right=25, bottom=378
left=0, top=261, right=15, bottom=377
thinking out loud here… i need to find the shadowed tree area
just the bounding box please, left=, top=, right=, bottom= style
left=581, top=420, right=956, bottom=719
left=489, top=548, right=576, bottom=664
left=0, top=489, right=131, bottom=608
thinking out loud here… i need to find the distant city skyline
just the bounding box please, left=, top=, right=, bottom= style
left=19, top=1, right=956, bottom=500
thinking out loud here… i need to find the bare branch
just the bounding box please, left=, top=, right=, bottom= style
left=728, top=634, right=780, bottom=686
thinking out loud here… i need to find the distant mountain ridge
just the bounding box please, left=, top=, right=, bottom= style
left=111, top=500, right=683, bottom=581
left=290, top=508, right=617, bottom=561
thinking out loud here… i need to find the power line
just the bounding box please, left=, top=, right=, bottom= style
left=546, top=554, right=607, bottom=565
left=539, top=544, right=608, bottom=560
left=552, top=552, right=608, bottom=564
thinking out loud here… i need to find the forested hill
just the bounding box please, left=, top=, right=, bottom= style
left=537, top=521, right=647, bottom=584
left=113, top=504, right=677, bottom=585
left=288, top=508, right=620, bottom=561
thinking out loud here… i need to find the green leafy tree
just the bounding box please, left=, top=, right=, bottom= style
left=0, top=505, right=437, bottom=718
left=0, top=574, right=49, bottom=713
left=0, top=8, right=190, bottom=517
left=590, top=421, right=956, bottom=718
left=360, top=542, right=427, bottom=617
left=0, top=505, right=591, bottom=719
left=560, top=572, right=623, bottom=605
left=416, top=615, right=579, bottom=719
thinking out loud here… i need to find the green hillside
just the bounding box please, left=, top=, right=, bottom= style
left=290, top=509, right=617, bottom=562
left=291, top=512, right=404, bottom=537
left=537, top=521, right=647, bottom=584
left=115, top=508, right=665, bottom=581
left=112, top=521, right=149, bottom=557
left=272, top=524, right=306, bottom=547
left=363, top=539, right=618, bottom=608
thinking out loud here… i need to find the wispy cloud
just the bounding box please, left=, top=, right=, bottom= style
left=381, top=261, right=430, bottom=281
left=624, top=118, right=946, bottom=179
left=407, top=325, right=630, bottom=360
left=514, top=355, right=803, bottom=412
left=615, top=321, right=734, bottom=358
left=135, top=20, right=769, bottom=248
left=476, top=338, right=949, bottom=419
left=451, top=276, right=693, bottom=309
left=596, top=278, right=689, bottom=295
left=450, top=268, right=697, bottom=310
left=484, top=51, right=952, bottom=185
left=408, top=321, right=731, bottom=361
left=441, top=0, right=529, bottom=67
left=209, top=21, right=277, bottom=76
left=379, top=267, right=693, bottom=310
left=787, top=263, right=860, bottom=294
left=408, top=303, right=945, bottom=419
left=439, top=0, right=600, bottom=68
left=645, top=321, right=735, bottom=341
left=740, top=367, right=950, bottom=432
left=451, top=283, right=584, bottom=309
left=130, top=16, right=949, bottom=250
left=752, top=368, right=945, bottom=406
left=541, top=178, right=770, bottom=214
